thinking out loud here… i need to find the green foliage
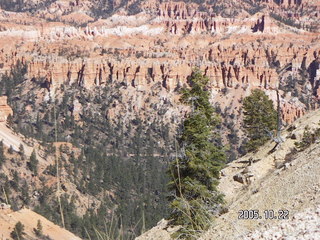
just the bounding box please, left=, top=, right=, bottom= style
left=34, top=220, right=43, bottom=236
left=127, top=1, right=142, bottom=15
left=11, top=221, right=26, bottom=240
left=8, top=145, right=14, bottom=154
left=19, top=144, right=24, bottom=156
left=20, top=181, right=30, bottom=205
left=168, top=70, right=226, bottom=238
left=4, top=62, right=172, bottom=239
left=11, top=170, right=20, bottom=191
left=270, top=13, right=303, bottom=29
left=0, top=140, right=5, bottom=168
left=0, top=60, right=27, bottom=98
left=294, top=126, right=320, bottom=151
left=0, top=0, right=56, bottom=13
left=7, top=114, right=14, bottom=126
left=28, top=150, right=39, bottom=175
left=44, top=164, right=56, bottom=177
left=243, top=89, right=277, bottom=152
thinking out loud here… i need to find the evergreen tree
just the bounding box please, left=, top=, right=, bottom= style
left=33, top=220, right=43, bottom=237
left=10, top=221, right=26, bottom=240
left=167, top=70, right=226, bottom=238
left=242, top=89, right=277, bottom=152
left=8, top=145, right=14, bottom=154
left=19, top=144, right=24, bottom=156
left=28, top=150, right=38, bottom=175
left=0, top=140, right=5, bottom=168
left=21, top=181, right=30, bottom=205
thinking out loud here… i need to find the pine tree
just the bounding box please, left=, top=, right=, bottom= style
left=242, top=89, right=277, bottom=152
left=0, top=140, right=5, bottom=168
left=10, top=221, right=26, bottom=240
left=167, top=70, right=226, bottom=238
left=19, top=144, right=24, bottom=156
left=34, top=220, right=43, bottom=236
left=28, top=150, right=38, bottom=175
left=8, top=145, right=14, bottom=154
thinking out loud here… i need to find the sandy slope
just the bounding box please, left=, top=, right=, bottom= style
left=0, top=123, right=33, bottom=156
left=0, top=208, right=81, bottom=240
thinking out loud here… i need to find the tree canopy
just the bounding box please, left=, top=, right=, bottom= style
left=11, top=221, right=26, bottom=240
left=243, top=89, right=277, bottom=152
left=168, top=70, right=226, bottom=238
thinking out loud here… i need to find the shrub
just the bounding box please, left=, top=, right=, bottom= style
left=294, top=126, right=320, bottom=151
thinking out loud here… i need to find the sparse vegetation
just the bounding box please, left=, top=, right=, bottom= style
left=294, top=125, right=320, bottom=151
left=11, top=221, right=26, bottom=240
left=270, top=13, right=303, bottom=30
left=33, top=220, right=43, bottom=237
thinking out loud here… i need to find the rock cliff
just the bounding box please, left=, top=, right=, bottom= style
left=0, top=0, right=319, bottom=138
left=0, top=1, right=320, bottom=238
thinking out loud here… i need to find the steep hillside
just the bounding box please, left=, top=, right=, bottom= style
left=200, top=109, right=320, bottom=239
left=0, top=206, right=81, bottom=240
left=0, top=122, right=34, bottom=155
left=0, top=0, right=319, bottom=239
left=136, top=109, right=320, bottom=239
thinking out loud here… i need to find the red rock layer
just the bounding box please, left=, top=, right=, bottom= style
left=0, top=96, right=13, bottom=122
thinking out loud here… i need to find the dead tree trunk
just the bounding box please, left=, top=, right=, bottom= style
left=269, top=89, right=284, bottom=153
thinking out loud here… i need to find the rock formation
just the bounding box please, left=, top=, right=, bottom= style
left=0, top=0, right=319, bottom=126
left=0, top=96, right=13, bottom=121
left=0, top=1, right=319, bottom=238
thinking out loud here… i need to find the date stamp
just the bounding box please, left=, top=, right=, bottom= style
left=238, top=210, right=289, bottom=220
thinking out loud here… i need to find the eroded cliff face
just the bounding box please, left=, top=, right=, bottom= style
left=0, top=0, right=319, bottom=143
left=0, top=1, right=319, bottom=237
left=3, top=39, right=318, bottom=125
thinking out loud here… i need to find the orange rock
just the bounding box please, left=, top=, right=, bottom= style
left=0, top=96, right=13, bottom=122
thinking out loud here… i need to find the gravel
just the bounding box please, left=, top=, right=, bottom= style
left=244, top=206, right=320, bottom=240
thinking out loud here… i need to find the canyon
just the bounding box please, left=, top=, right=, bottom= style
left=1, top=4, right=319, bottom=125
left=0, top=0, right=319, bottom=239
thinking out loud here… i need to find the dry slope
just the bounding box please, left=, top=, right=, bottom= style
left=201, top=109, right=320, bottom=239
left=0, top=207, right=81, bottom=240
left=136, top=109, right=320, bottom=240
